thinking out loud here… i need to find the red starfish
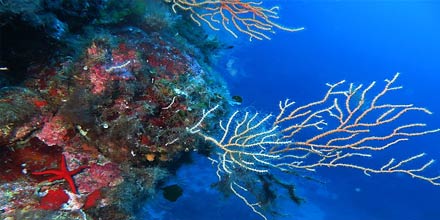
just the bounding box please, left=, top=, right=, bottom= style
left=32, top=155, right=89, bottom=194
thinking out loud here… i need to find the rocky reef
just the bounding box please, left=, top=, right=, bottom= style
left=0, top=0, right=233, bottom=219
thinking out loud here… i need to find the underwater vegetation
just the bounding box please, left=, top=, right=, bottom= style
left=1, top=1, right=439, bottom=220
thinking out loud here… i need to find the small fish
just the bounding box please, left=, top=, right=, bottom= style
left=0, top=67, right=8, bottom=71
left=231, top=95, right=243, bottom=105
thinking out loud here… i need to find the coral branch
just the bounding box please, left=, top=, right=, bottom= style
left=169, top=0, right=304, bottom=40
left=272, top=73, right=440, bottom=180
left=191, top=73, right=440, bottom=219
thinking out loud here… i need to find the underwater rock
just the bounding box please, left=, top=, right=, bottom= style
left=162, top=184, right=183, bottom=202
left=0, top=1, right=233, bottom=219
left=0, top=87, right=46, bottom=146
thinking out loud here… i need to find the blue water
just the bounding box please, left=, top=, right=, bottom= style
left=143, top=1, right=440, bottom=220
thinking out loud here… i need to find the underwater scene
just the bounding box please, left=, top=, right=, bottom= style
left=1, top=0, right=439, bottom=219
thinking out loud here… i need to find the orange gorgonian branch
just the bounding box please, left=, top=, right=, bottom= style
left=189, top=73, right=440, bottom=219
left=169, top=0, right=304, bottom=40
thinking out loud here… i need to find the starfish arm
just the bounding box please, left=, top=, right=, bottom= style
left=32, top=170, right=63, bottom=176
left=60, top=154, right=68, bottom=172
left=48, top=176, right=64, bottom=182
left=65, top=176, right=78, bottom=194
left=70, top=165, right=90, bottom=175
